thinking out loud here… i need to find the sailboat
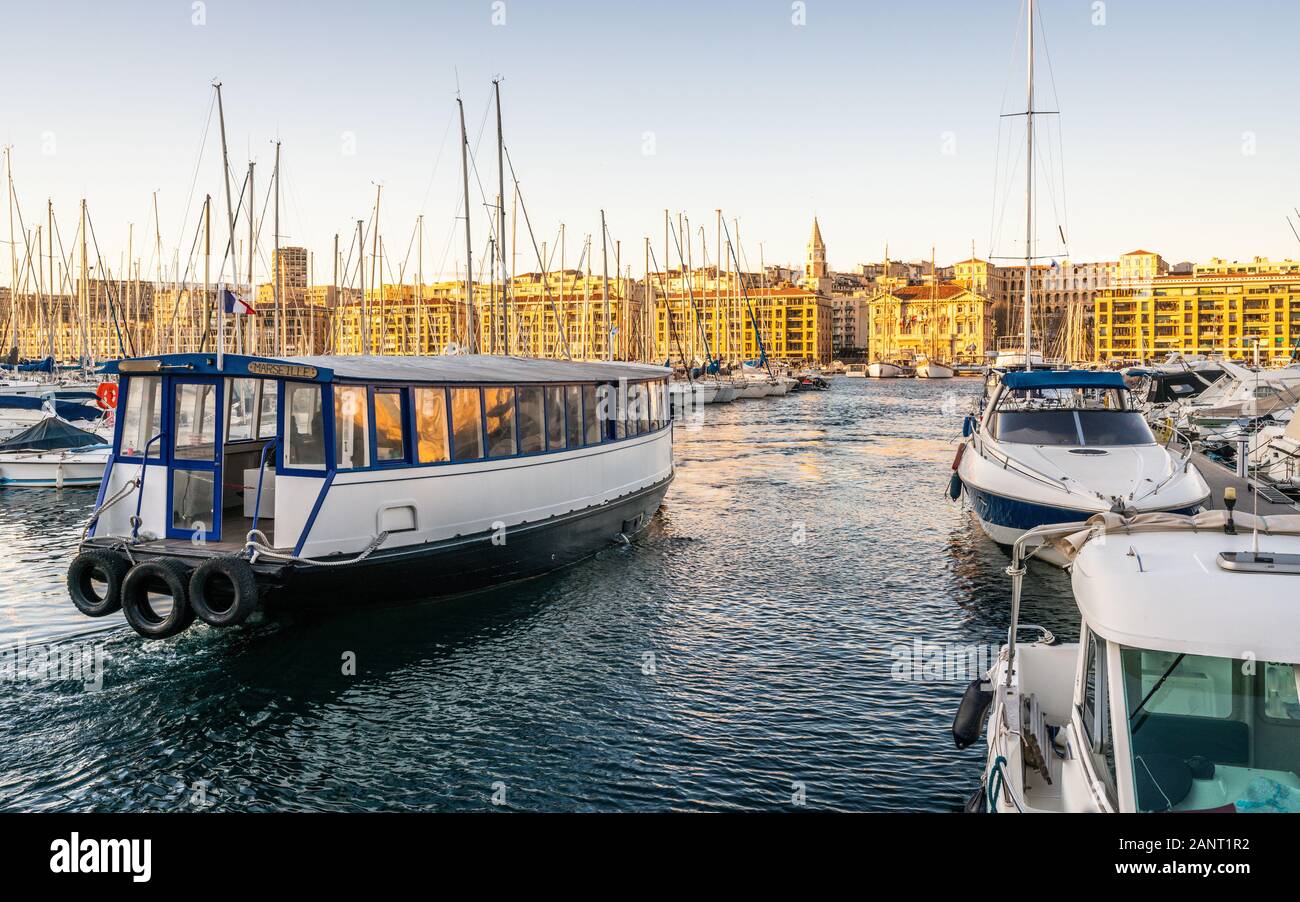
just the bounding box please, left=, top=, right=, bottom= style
left=951, top=0, right=1209, bottom=564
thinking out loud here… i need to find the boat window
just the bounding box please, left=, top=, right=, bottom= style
left=648, top=380, right=662, bottom=429
left=626, top=383, right=645, bottom=436
left=1077, top=411, right=1154, bottom=446
left=994, top=410, right=1154, bottom=446
left=334, top=385, right=370, bottom=469
left=545, top=385, right=565, bottom=450
left=450, top=387, right=484, bottom=461
left=257, top=378, right=279, bottom=439
left=172, top=470, right=215, bottom=534
left=1080, top=631, right=1109, bottom=754
left=226, top=377, right=258, bottom=442
left=614, top=384, right=627, bottom=439
left=638, top=382, right=652, bottom=434
left=119, top=376, right=162, bottom=458
left=415, top=387, right=449, bottom=463
left=1121, top=648, right=1300, bottom=812
left=564, top=385, right=583, bottom=448
left=374, top=389, right=407, bottom=464
left=517, top=386, right=545, bottom=454
left=174, top=382, right=218, bottom=461
left=582, top=385, right=601, bottom=445
left=284, top=383, right=326, bottom=470
left=596, top=384, right=614, bottom=441
left=485, top=386, right=518, bottom=458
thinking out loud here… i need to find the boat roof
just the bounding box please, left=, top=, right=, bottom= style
left=104, top=353, right=671, bottom=384
left=1000, top=370, right=1127, bottom=390
left=1065, top=511, right=1300, bottom=662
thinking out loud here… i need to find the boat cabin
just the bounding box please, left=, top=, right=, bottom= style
left=93, top=354, right=673, bottom=558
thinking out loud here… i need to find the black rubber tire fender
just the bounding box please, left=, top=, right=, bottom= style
left=66, top=550, right=131, bottom=617
left=120, top=558, right=196, bottom=640
left=188, top=556, right=259, bottom=627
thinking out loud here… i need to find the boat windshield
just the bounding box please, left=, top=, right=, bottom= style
left=994, top=410, right=1154, bottom=446
left=1121, top=648, right=1300, bottom=813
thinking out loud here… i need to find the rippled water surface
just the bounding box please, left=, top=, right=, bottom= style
left=0, top=378, right=1078, bottom=811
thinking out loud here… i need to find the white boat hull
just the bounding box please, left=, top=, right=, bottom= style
left=868, top=363, right=903, bottom=379
left=0, top=448, right=109, bottom=488
left=916, top=361, right=954, bottom=379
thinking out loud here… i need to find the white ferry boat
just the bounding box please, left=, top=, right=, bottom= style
left=68, top=353, right=674, bottom=639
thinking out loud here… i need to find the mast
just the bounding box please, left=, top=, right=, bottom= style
left=6, top=148, right=15, bottom=356
left=356, top=219, right=365, bottom=353
left=1023, top=0, right=1035, bottom=372
left=600, top=209, right=611, bottom=361
left=273, top=140, right=282, bottom=355
left=416, top=215, right=424, bottom=356
left=214, top=82, right=237, bottom=366
left=244, top=160, right=254, bottom=356
left=457, top=96, right=475, bottom=354
left=204, top=195, right=210, bottom=362
left=371, top=183, right=382, bottom=354
left=331, top=232, right=339, bottom=355
left=494, top=79, right=509, bottom=356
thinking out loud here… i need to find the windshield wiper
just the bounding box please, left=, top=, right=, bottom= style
left=1130, top=652, right=1186, bottom=735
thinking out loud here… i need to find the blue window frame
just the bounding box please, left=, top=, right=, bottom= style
left=372, top=387, right=409, bottom=466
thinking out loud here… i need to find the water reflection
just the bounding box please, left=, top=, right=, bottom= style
left=0, top=378, right=1085, bottom=811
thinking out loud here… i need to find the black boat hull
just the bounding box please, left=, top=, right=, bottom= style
left=248, top=475, right=671, bottom=609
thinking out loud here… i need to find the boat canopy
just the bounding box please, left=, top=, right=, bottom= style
left=0, top=394, right=102, bottom=422
left=0, top=416, right=106, bottom=452
left=103, top=353, right=672, bottom=385
left=1001, top=370, right=1127, bottom=391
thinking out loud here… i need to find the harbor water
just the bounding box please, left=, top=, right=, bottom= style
left=0, top=378, right=1077, bottom=812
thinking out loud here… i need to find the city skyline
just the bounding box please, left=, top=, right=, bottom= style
left=3, top=0, right=1299, bottom=285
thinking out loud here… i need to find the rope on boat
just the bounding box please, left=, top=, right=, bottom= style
left=242, top=529, right=390, bottom=567
left=78, top=476, right=141, bottom=549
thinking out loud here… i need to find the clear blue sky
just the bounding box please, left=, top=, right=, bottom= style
left=2, top=0, right=1298, bottom=286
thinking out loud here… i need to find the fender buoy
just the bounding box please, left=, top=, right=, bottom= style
left=948, top=471, right=963, bottom=501
left=66, top=549, right=131, bottom=617
left=189, top=556, right=259, bottom=627
left=952, top=442, right=967, bottom=471
left=96, top=382, right=118, bottom=410
left=121, top=559, right=195, bottom=639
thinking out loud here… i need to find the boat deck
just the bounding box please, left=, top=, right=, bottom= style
left=1193, top=452, right=1300, bottom=516
left=114, top=514, right=290, bottom=559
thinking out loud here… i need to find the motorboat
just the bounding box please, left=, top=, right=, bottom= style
left=843, top=364, right=868, bottom=378
left=69, top=353, right=674, bottom=639
left=956, top=508, right=1300, bottom=812
left=867, top=362, right=903, bottom=379
left=953, top=369, right=1210, bottom=565
left=0, top=393, right=110, bottom=440
left=0, top=416, right=110, bottom=488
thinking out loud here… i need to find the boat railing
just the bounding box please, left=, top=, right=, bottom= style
left=131, top=433, right=165, bottom=540
left=973, top=432, right=1077, bottom=495
left=246, top=439, right=278, bottom=555
left=1003, top=520, right=1093, bottom=689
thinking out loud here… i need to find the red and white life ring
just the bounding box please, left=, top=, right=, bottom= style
left=96, top=382, right=119, bottom=410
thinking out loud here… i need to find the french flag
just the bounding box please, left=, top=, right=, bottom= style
left=221, top=287, right=256, bottom=315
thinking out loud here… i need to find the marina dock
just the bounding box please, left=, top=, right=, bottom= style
left=1192, top=451, right=1300, bottom=515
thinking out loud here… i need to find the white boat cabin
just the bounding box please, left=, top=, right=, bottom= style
left=92, top=354, right=673, bottom=558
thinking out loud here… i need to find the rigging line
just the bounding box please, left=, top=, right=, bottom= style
left=722, top=217, right=773, bottom=375
left=161, top=198, right=207, bottom=342
left=988, top=0, right=1028, bottom=257
left=83, top=208, right=132, bottom=357
left=646, top=243, right=691, bottom=372
left=398, top=218, right=419, bottom=280
left=198, top=171, right=252, bottom=352
left=502, top=143, right=571, bottom=359
left=172, top=89, right=218, bottom=260
left=419, top=108, right=457, bottom=214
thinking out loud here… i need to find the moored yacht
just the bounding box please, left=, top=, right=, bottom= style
left=867, top=361, right=903, bottom=379
left=953, top=370, right=1209, bottom=565
left=68, top=353, right=674, bottom=639
left=915, top=357, right=954, bottom=379
left=957, top=509, right=1300, bottom=812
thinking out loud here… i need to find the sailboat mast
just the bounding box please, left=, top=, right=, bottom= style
left=600, top=209, right=610, bottom=362
left=1023, top=0, right=1035, bottom=372
left=457, top=96, right=475, bottom=354
left=214, top=82, right=237, bottom=365
left=273, top=140, right=281, bottom=355
left=495, top=79, right=508, bottom=356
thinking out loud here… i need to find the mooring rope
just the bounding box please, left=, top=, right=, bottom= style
left=243, top=529, right=390, bottom=567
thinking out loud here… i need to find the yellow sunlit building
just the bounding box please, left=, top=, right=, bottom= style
left=867, top=282, right=991, bottom=366
left=653, top=284, right=833, bottom=365
left=1094, top=270, right=1300, bottom=364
